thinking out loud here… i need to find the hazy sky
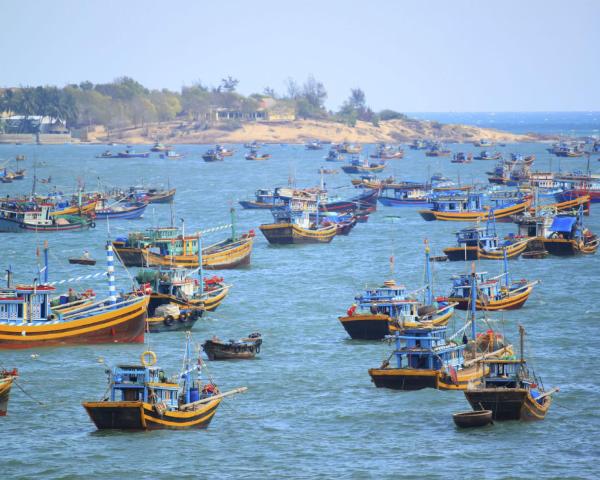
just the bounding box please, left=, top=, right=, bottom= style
left=1, top=0, right=598, bottom=112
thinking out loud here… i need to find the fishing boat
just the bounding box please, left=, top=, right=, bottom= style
left=305, top=140, right=323, bottom=150
left=452, top=410, right=493, bottom=428
left=425, top=143, right=451, bottom=157
left=464, top=326, right=557, bottom=421
left=215, top=145, right=234, bottom=156
left=244, top=141, right=262, bottom=149
left=474, top=150, right=502, bottom=161
left=443, top=220, right=529, bottom=261
left=555, top=143, right=585, bottom=157
left=116, top=149, right=150, bottom=158
left=160, top=150, right=183, bottom=159
left=419, top=192, right=530, bottom=222
left=370, top=144, right=404, bottom=160
left=127, top=186, right=176, bottom=204
left=0, top=243, right=148, bottom=349
left=337, top=142, right=362, bottom=154
left=446, top=262, right=538, bottom=311
left=341, top=156, right=386, bottom=174
left=202, top=333, right=262, bottom=360
left=474, top=139, right=494, bottom=148
left=368, top=271, right=513, bottom=391
left=150, top=142, right=169, bottom=152
left=409, top=139, right=428, bottom=150
left=0, top=203, right=93, bottom=232
left=259, top=191, right=337, bottom=244
left=541, top=207, right=599, bottom=256
left=378, top=182, right=431, bottom=207
left=68, top=252, right=96, bottom=265
left=245, top=150, right=271, bottom=161
left=202, top=150, right=224, bottom=162
left=95, top=200, right=147, bottom=220
left=0, top=368, right=17, bottom=416
left=325, top=149, right=345, bottom=162
left=49, top=198, right=97, bottom=217
left=96, top=150, right=114, bottom=158
left=137, top=267, right=230, bottom=321
left=452, top=152, right=473, bottom=164
left=83, top=334, right=247, bottom=430
left=238, top=189, right=285, bottom=210
left=113, top=212, right=254, bottom=269
left=338, top=245, right=456, bottom=340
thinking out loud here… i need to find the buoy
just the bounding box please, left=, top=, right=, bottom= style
left=141, top=350, right=157, bottom=366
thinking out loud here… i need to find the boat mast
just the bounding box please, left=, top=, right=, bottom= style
left=43, top=240, right=49, bottom=284
left=519, top=324, right=525, bottom=363
left=502, top=248, right=509, bottom=289
left=424, top=239, right=432, bottom=305
left=230, top=207, right=237, bottom=241
left=470, top=262, right=477, bottom=340
left=106, top=241, right=116, bottom=304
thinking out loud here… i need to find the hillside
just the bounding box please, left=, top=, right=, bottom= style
left=83, top=118, right=540, bottom=145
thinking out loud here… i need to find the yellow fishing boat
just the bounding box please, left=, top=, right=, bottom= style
left=0, top=369, right=17, bottom=415
left=49, top=200, right=97, bottom=216
left=260, top=222, right=337, bottom=244
left=419, top=193, right=530, bottom=222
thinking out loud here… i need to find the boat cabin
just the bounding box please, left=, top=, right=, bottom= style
left=449, top=272, right=502, bottom=301
left=109, top=364, right=180, bottom=407
left=0, top=285, right=55, bottom=323
left=430, top=192, right=484, bottom=213
left=392, top=327, right=465, bottom=371
left=478, top=360, right=528, bottom=389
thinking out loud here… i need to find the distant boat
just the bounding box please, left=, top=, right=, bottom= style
left=160, top=150, right=183, bottom=159
left=202, top=150, right=224, bottom=162
left=150, top=142, right=169, bottom=152
left=116, top=149, right=150, bottom=158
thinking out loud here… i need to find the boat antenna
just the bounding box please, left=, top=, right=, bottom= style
left=43, top=240, right=49, bottom=284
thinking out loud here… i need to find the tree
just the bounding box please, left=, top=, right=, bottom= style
left=301, top=75, right=327, bottom=109
left=181, top=84, right=211, bottom=120
left=220, top=76, right=239, bottom=93
left=285, top=78, right=301, bottom=99
left=263, top=86, right=277, bottom=98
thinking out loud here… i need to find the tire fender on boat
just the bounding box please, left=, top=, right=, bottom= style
left=89, top=221, right=96, bottom=228
left=164, top=315, right=175, bottom=326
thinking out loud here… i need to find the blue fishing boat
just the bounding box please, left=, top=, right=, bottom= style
left=325, top=149, right=345, bottom=162
left=338, top=243, right=456, bottom=340
left=159, top=150, right=183, bottom=159
left=452, top=152, right=472, bottom=163
left=0, top=243, right=148, bottom=349
left=378, top=181, right=432, bottom=207
left=443, top=217, right=529, bottom=261
left=306, top=140, right=323, bottom=150
left=368, top=269, right=512, bottom=390
left=94, top=200, right=148, bottom=220
left=202, top=150, right=224, bottom=162
left=474, top=150, right=502, bottom=161
left=116, top=149, right=150, bottom=158
left=238, top=189, right=285, bottom=209
left=82, top=333, right=247, bottom=430
left=464, top=325, right=558, bottom=421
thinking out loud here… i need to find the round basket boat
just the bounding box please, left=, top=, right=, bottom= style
left=453, top=410, right=493, bottom=428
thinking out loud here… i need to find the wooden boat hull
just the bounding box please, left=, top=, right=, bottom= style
left=202, top=236, right=253, bottom=270
left=443, top=240, right=528, bottom=261
left=259, top=223, right=337, bottom=244
left=202, top=286, right=230, bottom=312
left=95, top=203, right=147, bottom=220
left=542, top=238, right=599, bottom=256
left=238, top=200, right=283, bottom=209
left=342, top=164, right=385, bottom=174
left=465, top=389, right=551, bottom=421
left=146, top=314, right=200, bottom=333
left=68, top=258, right=97, bottom=265
left=0, top=377, right=13, bottom=416
left=419, top=200, right=530, bottom=222
left=378, top=197, right=432, bottom=208
left=50, top=201, right=97, bottom=217
left=0, top=216, right=90, bottom=232
left=202, top=340, right=260, bottom=360
left=112, top=244, right=199, bottom=268
left=0, top=297, right=148, bottom=349
left=453, top=410, right=493, bottom=428
left=83, top=398, right=221, bottom=430
left=449, top=284, right=535, bottom=311
left=368, top=365, right=483, bottom=391
left=339, top=308, right=453, bottom=340
left=147, top=189, right=176, bottom=204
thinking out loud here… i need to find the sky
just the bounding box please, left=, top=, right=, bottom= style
left=1, top=0, right=599, bottom=112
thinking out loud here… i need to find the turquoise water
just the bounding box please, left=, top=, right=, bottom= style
left=0, top=142, right=599, bottom=479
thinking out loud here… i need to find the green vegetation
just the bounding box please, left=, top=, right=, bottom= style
left=0, top=76, right=409, bottom=133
